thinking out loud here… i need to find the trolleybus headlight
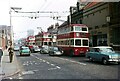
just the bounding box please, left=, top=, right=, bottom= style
left=109, top=55, right=112, bottom=58
left=75, top=49, right=78, bottom=52
left=86, top=49, right=89, bottom=52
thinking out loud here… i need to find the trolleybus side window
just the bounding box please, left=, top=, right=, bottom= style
left=70, top=39, right=74, bottom=45
left=71, top=26, right=74, bottom=31
left=75, top=39, right=81, bottom=46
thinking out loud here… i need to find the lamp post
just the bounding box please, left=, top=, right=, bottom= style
left=106, top=16, right=110, bottom=46
left=9, top=7, right=22, bottom=46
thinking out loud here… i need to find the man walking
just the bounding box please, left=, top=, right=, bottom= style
left=8, top=46, right=14, bottom=63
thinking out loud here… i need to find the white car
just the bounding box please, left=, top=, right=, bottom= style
left=14, top=46, right=20, bottom=51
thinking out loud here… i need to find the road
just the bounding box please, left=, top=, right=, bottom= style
left=11, top=51, right=119, bottom=79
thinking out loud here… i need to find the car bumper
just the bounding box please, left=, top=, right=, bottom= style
left=108, top=58, right=120, bottom=62
left=21, top=53, right=30, bottom=55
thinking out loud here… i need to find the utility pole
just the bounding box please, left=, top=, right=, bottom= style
left=9, top=7, right=22, bottom=46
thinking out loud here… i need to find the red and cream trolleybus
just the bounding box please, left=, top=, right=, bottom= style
left=57, top=24, right=89, bottom=56
left=26, top=36, right=35, bottom=50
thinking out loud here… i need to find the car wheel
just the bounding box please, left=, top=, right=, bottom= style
left=102, top=58, right=108, bottom=65
left=20, top=53, right=22, bottom=56
left=49, top=52, right=53, bottom=56
left=89, top=57, right=93, bottom=61
left=70, top=50, right=74, bottom=57
left=40, top=50, right=43, bottom=54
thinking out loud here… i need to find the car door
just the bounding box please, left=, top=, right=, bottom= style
left=94, top=48, right=101, bottom=61
left=86, top=48, right=94, bottom=58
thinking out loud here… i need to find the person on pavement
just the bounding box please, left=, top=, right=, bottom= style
left=0, top=47, right=3, bottom=66
left=8, top=46, right=14, bottom=63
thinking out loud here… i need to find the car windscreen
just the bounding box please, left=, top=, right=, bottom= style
left=53, top=47, right=59, bottom=51
left=22, top=47, right=29, bottom=50
left=99, top=48, right=114, bottom=52
left=34, top=46, right=39, bottom=49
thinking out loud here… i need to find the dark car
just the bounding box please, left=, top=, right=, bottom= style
left=31, top=46, right=40, bottom=53
left=40, top=46, right=49, bottom=54
left=86, top=46, right=120, bottom=64
left=49, top=46, right=64, bottom=56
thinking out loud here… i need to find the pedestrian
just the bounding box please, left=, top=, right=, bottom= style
left=5, top=45, right=8, bottom=50
left=0, top=48, right=3, bottom=66
left=8, top=46, right=14, bottom=63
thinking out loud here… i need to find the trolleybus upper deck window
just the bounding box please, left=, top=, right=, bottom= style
left=82, top=27, right=87, bottom=31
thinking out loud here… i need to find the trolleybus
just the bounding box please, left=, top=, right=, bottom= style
left=57, top=24, right=89, bottom=56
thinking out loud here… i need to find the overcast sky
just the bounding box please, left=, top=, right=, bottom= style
left=0, top=0, right=77, bottom=40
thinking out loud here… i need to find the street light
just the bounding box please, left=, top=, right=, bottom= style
left=106, top=15, right=110, bottom=46
left=9, top=7, right=22, bottom=46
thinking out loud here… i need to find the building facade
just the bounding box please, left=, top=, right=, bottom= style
left=0, top=25, right=11, bottom=49
left=70, top=2, right=120, bottom=50
left=47, top=23, right=59, bottom=46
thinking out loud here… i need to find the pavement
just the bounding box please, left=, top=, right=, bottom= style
left=0, top=49, right=20, bottom=79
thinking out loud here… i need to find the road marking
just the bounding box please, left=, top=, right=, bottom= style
left=19, top=77, right=23, bottom=79
left=56, top=66, right=61, bottom=69
left=42, top=60, right=46, bottom=62
left=32, top=55, right=62, bottom=70
left=22, top=71, right=34, bottom=75
left=57, top=57, right=87, bottom=66
left=9, top=77, right=13, bottom=79
left=51, top=64, right=55, bottom=66
left=48, top=68, right=57, bottom=70
left=46, top=62, right=50, bottom=64
left=35, top=63, right=38, bottom=65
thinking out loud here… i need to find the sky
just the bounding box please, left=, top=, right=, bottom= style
left=0, top=0, right=77, bottom=40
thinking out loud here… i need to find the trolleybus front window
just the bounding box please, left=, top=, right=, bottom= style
left=75, top=26, right=82, bottom=31
left=75, top=39, right=81, bottom=46
left=82, top=27, right=87, bottom=31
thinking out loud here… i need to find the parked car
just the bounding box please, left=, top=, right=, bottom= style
left=86, top=46, right=120, bottom=64
left=31, top=46, right=40, bottom=53
left=40, top=46, right=49, bottom=54
left=49, top=46, right=64, bottom=56
left=19, top=46, right=31, bottom=56
left=14, top=46, right=20, bottom=51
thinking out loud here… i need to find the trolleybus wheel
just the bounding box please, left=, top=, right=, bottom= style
left=70, top=50, right=74, bottom=57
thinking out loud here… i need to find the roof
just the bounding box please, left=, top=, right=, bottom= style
left=21, top=46, right=29, bottom=48
left=83, top=2, right=99, bottom=9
